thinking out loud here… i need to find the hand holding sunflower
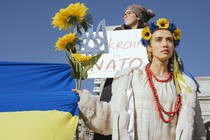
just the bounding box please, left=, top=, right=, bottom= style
left=52, top=2, right=103, bottom=140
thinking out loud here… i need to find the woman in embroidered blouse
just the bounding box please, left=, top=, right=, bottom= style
left=73, top=18, right=206, bottom=140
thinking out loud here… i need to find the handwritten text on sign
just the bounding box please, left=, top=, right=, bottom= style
left=88, top=29, right=148, bottom=78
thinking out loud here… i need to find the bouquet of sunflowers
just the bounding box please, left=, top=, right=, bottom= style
left=52, top=2, right=103, bottom=90
left=52, top=2, right=105, bottom=140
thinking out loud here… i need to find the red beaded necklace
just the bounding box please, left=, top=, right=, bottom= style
left=146, top=64, right=182, bottom=123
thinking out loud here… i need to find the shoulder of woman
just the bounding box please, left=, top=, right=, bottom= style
left=182, top=73, right=198, bottom=92
left=113, top=25, right=127, bottom=30
left=111, top=67, right=139, bottom=94
left=113, top=26, right=123, bottom=30
left=113, top=67, right=138, bottom=79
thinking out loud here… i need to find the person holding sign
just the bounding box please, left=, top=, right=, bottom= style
left=73, top=18, right=206, bottom=140
left=93, top=4, right=155, bottom=140
left=99, top=4, right=156, bottom=106
left=115, top=4, right=155, bottom=30
left=100, top=4, right=155, bottom=104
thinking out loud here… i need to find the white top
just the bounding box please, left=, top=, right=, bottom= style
left=132, top=68, right=177, bottom=140
left=79, top=67, right=206, bottom=140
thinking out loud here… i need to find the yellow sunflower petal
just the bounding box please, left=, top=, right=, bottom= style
left=66, top=3, right=88, bottom=22
left=52, top=8, right=70, bottom=30
left=156, top=18, right=169, bottom=29
left=141, top=26, right=151, bottom=40
left=71, top=53, right=92, bottom=62
left=55, top=33, right=76, bottom=51
left=52, top=2, right=88, bottom=30
left=173, top=28, right=181, bottom=40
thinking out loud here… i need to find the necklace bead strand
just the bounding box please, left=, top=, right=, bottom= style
left=146, top=64, right=182, bottom=123
left=149, top=67, right=172, bottom=83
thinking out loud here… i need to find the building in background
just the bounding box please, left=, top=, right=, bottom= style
left=196, top=76, right=210, bottom=139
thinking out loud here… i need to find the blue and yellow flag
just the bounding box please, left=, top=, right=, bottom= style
left=0, top=61, right=79, bottom=140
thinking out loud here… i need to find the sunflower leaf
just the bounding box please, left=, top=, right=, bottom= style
left=82, top=52, right=103, bottom=68
left=82, top=53, right=103, bottom=75
left=67, top=54, right=80, bottom=79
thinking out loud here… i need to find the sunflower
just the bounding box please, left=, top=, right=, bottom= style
left=66, top=3, right=88, bottom=23
left=52, top=2, right=88, bottom=30
left=173, top=28, right=181, bottom=41
left=156, top=18, right=169, bottom=29
left=141, top=26, right=152, bottom=40
left=71, top=53, right=93, bottom=62
left=55, top=33, right=76, bottom=51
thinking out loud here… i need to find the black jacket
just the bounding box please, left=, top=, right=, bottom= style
left=93, top=78, right=113, bottom=140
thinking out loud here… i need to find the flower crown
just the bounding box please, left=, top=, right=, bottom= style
left=141, top=18, right=181, bottom=47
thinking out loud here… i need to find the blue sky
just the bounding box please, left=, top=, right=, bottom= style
left=1, top=0, right=210, bottom=91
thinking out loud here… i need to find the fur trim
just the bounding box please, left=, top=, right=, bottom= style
left=176, top=74, right=197, bottom=140
left=114, top=67, right=137, bottom=79
left=79, top=90, right=112, bottom=134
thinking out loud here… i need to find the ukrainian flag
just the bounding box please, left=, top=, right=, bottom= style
left=0, top=61, right=79, bottom=140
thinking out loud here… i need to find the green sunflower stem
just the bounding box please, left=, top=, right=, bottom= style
left=79, top=69, right=82, bottom=90
left=75, top=79, right=79, bottom=89
left=75, top=78, right=80, bottom=140
left=75, top=77, right=82, bottom=140
left=75, top=80, right=79, bottom=140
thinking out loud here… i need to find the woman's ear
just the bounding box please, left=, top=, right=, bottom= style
left=146, top=45, right=153, bottom=62
left=147, top=45, right=152, bottom=53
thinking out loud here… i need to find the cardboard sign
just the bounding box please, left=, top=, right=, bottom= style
left=88, top=29, right=148, bottom=78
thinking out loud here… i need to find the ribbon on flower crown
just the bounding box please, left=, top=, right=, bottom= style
left=173, top=51, right=192, bottom=95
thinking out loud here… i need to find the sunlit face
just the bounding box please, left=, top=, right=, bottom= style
left=123, top=10, right=140, bottom=28
left=147, top=30, right=174, bottom=63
